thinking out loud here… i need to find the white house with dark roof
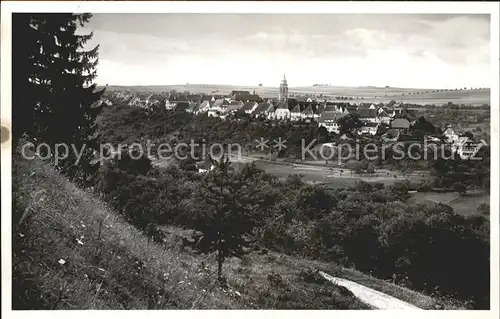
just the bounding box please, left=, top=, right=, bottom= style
left=208, top=98, right=229, bottom=117
left=198, top=100, right=212, bottom=114
left=318, top=112, right=347, bottom=134
left=253, top=102, right=274, bottom=119
left=377, top=107, right=395, bottom=125
left=356, top=109, right=380, bottom=123
left=290, top=105, right=302, bottom=121
left=165, top=99, right=177, bottom=110
left=266, top=105, right=276, bottom=120
left=184, top=101, right=199, bottom=114
left=358, top=122, right=380, bottom=136
left=224, top=101, right=244, bottom=114
left=274, top=101, right=291, bottom=120
left=358, top=102, right=376, bottom=110
left=443, top=125, right=460, bottom=143
left=302, top=105, right=315, bottom=119
left=207, top=109, right=218, bottom=117
left=241, top=101, right=259, bottom=114
left=452, top=137, right=485, bottom=160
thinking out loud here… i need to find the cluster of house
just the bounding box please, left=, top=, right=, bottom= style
left=165, top=90, right=259, bottom=118
left=442, top=125, right=487, bottom=160
left=161, top=90, right=417, bottom=136
left=318, top=103, right=414, bottom=136
left=108, top=92, right=164, bottom=109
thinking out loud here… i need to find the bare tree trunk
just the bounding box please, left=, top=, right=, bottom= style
left=217, top=247, right=223, bottom=282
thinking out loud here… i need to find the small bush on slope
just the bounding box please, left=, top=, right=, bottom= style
left=12, top=156, right=239, bottom=309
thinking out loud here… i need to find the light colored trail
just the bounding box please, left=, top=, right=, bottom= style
left=319, top=271, right=422, bottom=310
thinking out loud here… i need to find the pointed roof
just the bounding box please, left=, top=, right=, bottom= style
left=275, top=101, right=289, bottom=110
left=283, top=73, right=286, bottom=81
left=227, top=102, right=244, bottom=112
left=302, top=105, right=314, bottom=115
left=319, top=111, right=347, bottom=122
left=254, top=102, right=273, bottom=114
left=359, top=103, right=373, bottom=109
left=241, top=101, right=258, bottom=112
left=356, top=109, right=378, bottom=118
left=191, top=102, right=201, bottom=112
left=339, top=134, right=352, bottom=140
left=213, top=98, right=228, bottom=108
left=378, top=108, right=393, bottom=117
left=291, top=105, right=301, bottom=113
left=199, top=100, right=211, bottom=109
left=394, top=108, right=416, bottom=119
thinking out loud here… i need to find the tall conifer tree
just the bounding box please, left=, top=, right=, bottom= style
left=13, top=13, right=104, bottom=180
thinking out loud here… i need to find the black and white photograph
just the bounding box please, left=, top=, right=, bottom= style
left=1, top=1, right=499, bottom=316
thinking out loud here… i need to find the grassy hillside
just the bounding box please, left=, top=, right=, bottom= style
left=12, top=154, right=370, bottom=309
left=12, top=152, right=463, bottom=309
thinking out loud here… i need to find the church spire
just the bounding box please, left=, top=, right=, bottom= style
left=279, top=73, right=289, bottom=102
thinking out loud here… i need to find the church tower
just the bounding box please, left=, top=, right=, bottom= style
left=279, top=74, right=288, bottom=102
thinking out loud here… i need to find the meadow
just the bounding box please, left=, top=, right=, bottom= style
left=407, top=191, right=490, bottom=217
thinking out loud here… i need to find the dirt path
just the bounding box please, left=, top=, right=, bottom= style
left=319, top=271, right=422, bottom=310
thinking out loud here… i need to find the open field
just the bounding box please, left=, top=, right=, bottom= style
left=106, top=84, right=490, bottom=106
left=151, top=153, right=428, bottom=189
left=407, top=191, right=490, bottom=217
left=230, top=155, right=429, bottom=188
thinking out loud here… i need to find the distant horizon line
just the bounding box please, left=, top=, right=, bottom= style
left=97, top=83, right=491, bottom=91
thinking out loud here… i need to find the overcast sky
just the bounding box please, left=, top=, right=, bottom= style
left=83, top=14, right=491, bottom=89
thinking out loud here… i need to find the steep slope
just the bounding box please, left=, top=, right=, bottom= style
left=11, top=155, right=370, bottom=309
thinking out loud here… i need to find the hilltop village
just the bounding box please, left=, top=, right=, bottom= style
left=99, top=75, right=488, bottom=160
